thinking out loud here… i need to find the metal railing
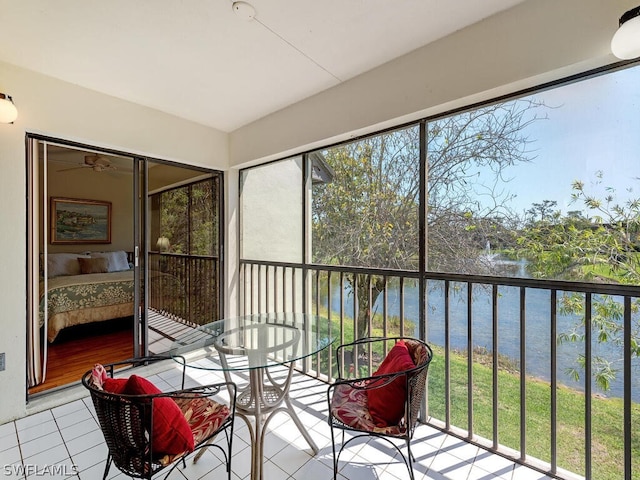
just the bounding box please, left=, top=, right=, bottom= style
left=148, top=253, right=219, bottom=326
left=239, top=258, right=640, bottom=480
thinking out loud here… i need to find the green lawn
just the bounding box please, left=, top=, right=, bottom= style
left=315, top=306, right=639, bottom=479
left=427, top=345, right=640, bottom=480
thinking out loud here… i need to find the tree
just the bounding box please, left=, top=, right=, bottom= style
left=312, top=128, right=420, bottom=340
left=516, top=173, right=640, bottom=391
left=159, top=178, right=217, bottom=255
left=525, top=200, right=558, bottom=224
left=425, top=100, right=544, bottom=272
left=312, top=99, right=546, bottom=340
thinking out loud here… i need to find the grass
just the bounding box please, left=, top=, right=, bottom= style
left=427, top=345, right=640, bottom=480
left=314, top=304, right=639, bottom=479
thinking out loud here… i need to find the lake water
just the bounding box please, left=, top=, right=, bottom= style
left=324, top=275, right=640, bottom=402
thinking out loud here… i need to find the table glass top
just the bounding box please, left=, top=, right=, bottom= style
left=170, top=313, right=333, bottom=371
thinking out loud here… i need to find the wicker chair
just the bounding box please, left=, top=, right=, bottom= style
left=82, top=355, right=236, bottom=480
left=327, top=337, right=433, bottom=480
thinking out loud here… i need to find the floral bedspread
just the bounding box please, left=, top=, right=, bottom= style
left=39, top=270, right=135, bottom=335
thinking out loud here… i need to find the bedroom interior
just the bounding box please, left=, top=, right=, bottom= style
left=29, top=140, right=223, bottom=395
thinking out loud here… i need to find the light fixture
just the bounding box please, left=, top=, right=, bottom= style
left=232, top=1, right=255, bottom=21
left=0, top=93, right=18, bottom=124
left=156, top=236, right=170, bottom=252
left=611, top=6, right=640, bottom=59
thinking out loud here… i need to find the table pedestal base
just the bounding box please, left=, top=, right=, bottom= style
left=224, top=361, right=318, bottom=480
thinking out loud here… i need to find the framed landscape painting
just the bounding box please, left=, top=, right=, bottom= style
left=50, top=197, right=112, bottom=244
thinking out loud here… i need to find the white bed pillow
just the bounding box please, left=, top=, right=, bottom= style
left=90, top=251, right=130, bottom=272
left=47, top=253, right=90, bottom=278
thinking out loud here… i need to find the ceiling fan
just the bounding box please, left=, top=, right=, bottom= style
left=57, top=155, right=117, bottom=173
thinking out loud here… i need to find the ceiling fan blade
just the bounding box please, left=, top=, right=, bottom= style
left=57, top=165, right=88, bottom=172
left=93, top=164, right=117, bottom=172
left=84, top=155, right=99, bottom=166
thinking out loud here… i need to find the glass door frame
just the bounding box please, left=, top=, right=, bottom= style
left=25, top=133, right=225, bottom=394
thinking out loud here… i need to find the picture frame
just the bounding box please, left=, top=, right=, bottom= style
left=50, top=197, right=112, bottom=244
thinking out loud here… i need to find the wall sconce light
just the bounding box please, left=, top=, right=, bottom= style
left=156, top=236, right=170, bottom=252
left=0, top=93, right=18, bottom=124
left=612, top=6, right=640, bottom=59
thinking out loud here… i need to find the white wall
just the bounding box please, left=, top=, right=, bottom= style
left=0, top=60, right=229, bottom=424
left=228, top=0, right=630, bottom=167
left=240, top=157, right=303, bottom=263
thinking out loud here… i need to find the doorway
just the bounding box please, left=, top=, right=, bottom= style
left=26, top=136, right=223, bottom=395
left=143, top=160, right=224, bottom=353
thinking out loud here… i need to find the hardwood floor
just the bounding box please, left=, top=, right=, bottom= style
left=29, top=317, right=135, bottom=395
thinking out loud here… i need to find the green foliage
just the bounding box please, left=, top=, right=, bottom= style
left=312, top=128, right=421, bottom=271
left=518, top=173, right=640, bottom=281
left=517, top=173, right=640, bottom=391
left=312, top=100, right=546, bottom=338
left=157, top=178, right=218, bottom=256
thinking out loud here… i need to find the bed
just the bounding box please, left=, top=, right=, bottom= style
left=39, top=251, right=134, bottom=342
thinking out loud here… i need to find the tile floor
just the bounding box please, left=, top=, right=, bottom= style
left=1, top=361, right=556, bottom=480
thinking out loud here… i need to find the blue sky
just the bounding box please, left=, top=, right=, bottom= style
left=476, top=65, right=640, bottom=217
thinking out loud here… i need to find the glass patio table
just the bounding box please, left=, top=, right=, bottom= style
left=170, top=313, right=333, bottom=480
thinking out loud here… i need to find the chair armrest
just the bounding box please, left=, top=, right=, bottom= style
left=331, top=371, right=406, bottom=389
left=334, top=336, right=429, bottom=380
left=335, top=337, right=385, bottom=378
left=163, top=381, right=237, bottom=407
left=102, top=355, right=187, bottom=389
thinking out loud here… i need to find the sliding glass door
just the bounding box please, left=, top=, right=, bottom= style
left=26, top=136, right=223, bottom=393
left=142, top=160, right=223, bottom=354
left=27, top=138, right=138, bottom=391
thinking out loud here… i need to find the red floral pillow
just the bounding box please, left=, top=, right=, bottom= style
left=367, top=340, right=416, bottom=427
left=124, top=375, right=195, bottom=456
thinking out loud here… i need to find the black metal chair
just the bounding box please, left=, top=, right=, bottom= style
left=327, top=337, right=433, bottom=480
left=82, top=355, right=236, bottom=480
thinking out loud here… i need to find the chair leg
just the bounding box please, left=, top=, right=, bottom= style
left=101, top=455, right=112, bottom=480
left=405, top=439, right=415, bottom=480
left=193, top=446, right=208, bottom=463
left=225, top=428, right=233, bottom=480
left=186, top=427, right=233, bottom=480
left=329, top=425, right=339, bottom=480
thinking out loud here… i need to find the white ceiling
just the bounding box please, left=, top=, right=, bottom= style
left=0, top=0, right=526, bottom=132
